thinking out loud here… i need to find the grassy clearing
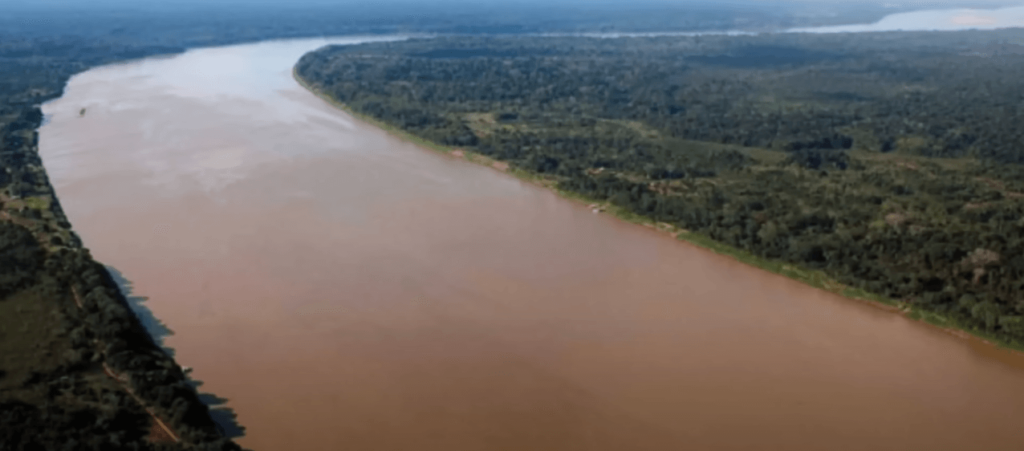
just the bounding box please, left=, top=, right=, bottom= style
left=848, top=149, right=980, bottom=171
left=463, top=112, right=499, bottom=138
left=742, top=147, right=790, bottom=165
left=22, top=196, right=51, bottom=211
left=294, top=69, right=1024, bottom=354
left=0, top=286, right=70, bottom=402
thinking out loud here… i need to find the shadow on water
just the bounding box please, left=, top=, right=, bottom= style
left=105, top=265, right=246, bottom=440
left=104, top=267, right=175, bottom=357
left=195, top=385, right=247, bottom=439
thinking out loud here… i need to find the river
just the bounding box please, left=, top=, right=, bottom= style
left=38, top=36, right=1024, bottom=451
left=790, top=4, right=1024, bottom=33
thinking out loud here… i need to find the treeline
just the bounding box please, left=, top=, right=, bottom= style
left=2, top=235, right=239, bottom=450
left=1, top=24, right=246, bottom=451
left=296, top=30, right=1024, bottom=346
left=297, top=31, right=1024, bottom=162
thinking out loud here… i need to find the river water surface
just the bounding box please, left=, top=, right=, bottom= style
left=791, top=4, right=1024, bottom=33
left=39, top=37, right=1024, bottom=450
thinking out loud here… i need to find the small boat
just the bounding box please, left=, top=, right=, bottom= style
left=79, top=108, right=86, bottom=116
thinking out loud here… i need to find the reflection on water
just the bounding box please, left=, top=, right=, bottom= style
left=792, top=5, right=1024, bottom=33
left=38, top=37, right=1024, bottom=451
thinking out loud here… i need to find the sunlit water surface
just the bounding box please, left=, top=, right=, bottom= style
left=792, top=4, right=1024, bottom=33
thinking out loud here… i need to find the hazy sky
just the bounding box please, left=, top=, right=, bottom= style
left=7, top=0, right=1019, bottom=7
left=6, top=0, right=1022, bottom=12
left=6, top=0, right=1021, bottom=32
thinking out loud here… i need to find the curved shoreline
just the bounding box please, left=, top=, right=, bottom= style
left=292, top=66, right=1024, bottom=359
left=1, top=40, right=245, bottom=450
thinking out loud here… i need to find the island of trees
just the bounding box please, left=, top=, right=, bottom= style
left=296, top=29, right=1024, bottom=348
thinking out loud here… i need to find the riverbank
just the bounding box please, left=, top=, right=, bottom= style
left=293, top=67, right=1024, bottom=356
left=0, top=31, right=246, bottom=450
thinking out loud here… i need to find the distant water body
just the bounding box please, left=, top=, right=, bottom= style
left=537, top=4, right=1024, bottom=38
left=790, top=4, right=1024, bottom=33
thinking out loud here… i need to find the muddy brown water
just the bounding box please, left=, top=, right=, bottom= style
left=39, top=37, right=1024, bottom=451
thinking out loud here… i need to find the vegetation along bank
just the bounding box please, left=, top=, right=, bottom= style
left=295, top=30, right=1024, bottom=350
left=0, top=25, right=263, bottom=451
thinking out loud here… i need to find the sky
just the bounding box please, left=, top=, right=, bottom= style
left=7, top=0, right=1018, bottom=8
left=5, top=0, right=1022, bottom=35
left=6, top=0, right=1021, bottom=13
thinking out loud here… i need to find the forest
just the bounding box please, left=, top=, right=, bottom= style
left=296, top=29, right=1024, bottom=347
left=0, top=17, right=264, bottom=451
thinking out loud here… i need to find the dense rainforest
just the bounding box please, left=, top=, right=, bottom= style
left=296, top=29, right=1024, bottom=347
